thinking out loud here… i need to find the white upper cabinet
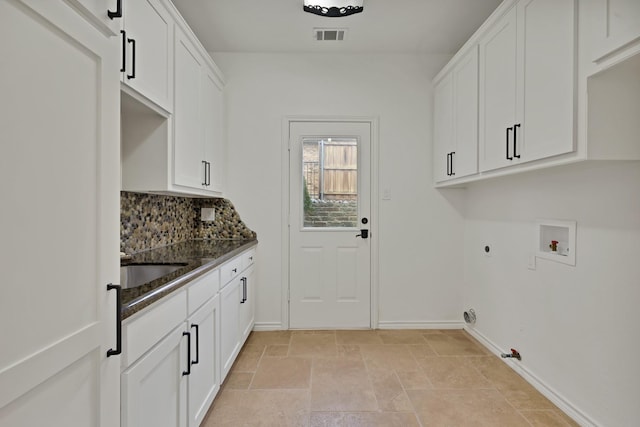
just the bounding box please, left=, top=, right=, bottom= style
left=121, top=0, right=174, bottom=112
left=433, top=47, right=479, bottom=182
left=479, top=6, right=518, bottom=172
left=173, top=25, right=226, bottom=195
left=591, top=0, right=640, bottom=63
left=203, top=69, right=226, bottom=194
left=174, top=28, right=205, bottom=189
left=0, top=1, right=120, bottom=426
left=433, top=73, right=454, bottom=182
left=121, top=2, right=226, bottom=197
left=479, top=0, right=575, bottom=172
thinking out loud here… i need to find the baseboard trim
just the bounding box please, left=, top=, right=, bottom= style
left=377, top=320, right=465, bottom=330
left=464, top=326, right=598, bottom=427
left=252, top=322, right=284, bottom=331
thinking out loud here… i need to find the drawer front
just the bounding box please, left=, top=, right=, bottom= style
left=242, top=248, right=256, bottom=270
left=123, top=290, right=187, bottom=367
left=188, top=268, right=219, bottom=315
left=220, top=257, right=242, bottom=288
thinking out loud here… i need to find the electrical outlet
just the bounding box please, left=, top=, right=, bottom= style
left=201, top=207, right=215, bottom=222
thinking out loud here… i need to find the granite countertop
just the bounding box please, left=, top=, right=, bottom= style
left=121, top=239, right=258, bottom=319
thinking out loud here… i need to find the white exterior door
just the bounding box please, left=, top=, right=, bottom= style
left=0, top=1, right=120, bottom=426
left=289, top=121, right=371, bottom=329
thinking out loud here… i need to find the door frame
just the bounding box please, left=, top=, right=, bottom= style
left=281, top=116, right=380, bottom=329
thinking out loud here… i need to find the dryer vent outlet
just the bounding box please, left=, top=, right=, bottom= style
left=463, top=309, right=476, bottom=324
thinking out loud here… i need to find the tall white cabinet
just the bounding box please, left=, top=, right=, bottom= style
left=0, top=1, right=120, bottom=426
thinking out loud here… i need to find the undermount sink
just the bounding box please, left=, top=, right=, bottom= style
left=120, top=263, right=188, bottom=289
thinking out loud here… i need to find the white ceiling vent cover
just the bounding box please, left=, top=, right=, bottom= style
left=314, top=28, right=347, bottom=41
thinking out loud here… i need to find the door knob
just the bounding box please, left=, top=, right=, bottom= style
left=356, top=229, right=369, bottom=239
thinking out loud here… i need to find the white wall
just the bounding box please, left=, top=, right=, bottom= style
left=462, top=161, right=640, bottom=426
left=212, top=52, right=466, bottom=328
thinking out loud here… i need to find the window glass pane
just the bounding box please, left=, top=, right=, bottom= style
left=302, top=137, right=358, bottom=228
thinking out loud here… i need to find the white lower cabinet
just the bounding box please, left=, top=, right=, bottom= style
left=121, top=246, right=256, bottom=427
left=187, top=296, right=220, bottom=427
left=239, top=265, right=256, bottom=344
left=122, top=325, right=188, bottom=427
left=220, top=248, right=257, bottom=381
left=220, top=276, right=242, bottom=380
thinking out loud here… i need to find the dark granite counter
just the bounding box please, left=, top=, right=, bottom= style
left=121, top=239, right=258, bottom=319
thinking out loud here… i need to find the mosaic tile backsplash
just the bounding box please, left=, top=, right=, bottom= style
left=121, top=192, right=257, bottom=254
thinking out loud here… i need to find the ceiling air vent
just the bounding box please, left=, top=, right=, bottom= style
left=314, top=28, right=347, bottom=41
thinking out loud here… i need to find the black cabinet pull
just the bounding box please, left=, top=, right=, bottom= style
left=240, top=277, right=247, bottom=303
left=232, top=268, right=237, bottom=273
left=450, top=151, right=456, bottom=176
left=120, top=30, right=126, bottom=73
left=182, top=331, right=191, bottom=376
left=513, top=124, right=521, bottom=159
left=127, top=38, right=136, bottom=80
left=506, top=127, right=513, bottom=160
left=191, top=324, right=199, bottom=365
left=202, top=160, right=207, bottom=186
left=108, top=0, right=122, bottom=19
left=206, top=162, right=211, bottom=186
left=446, top=153, right=451, bottom=176
left=106, top=284, right=122, bottom=357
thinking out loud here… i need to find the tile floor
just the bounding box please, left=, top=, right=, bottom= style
left=202, top=329, right=579, bottom=427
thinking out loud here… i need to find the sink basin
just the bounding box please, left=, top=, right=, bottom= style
left=120, top=263, right=188, bottom=289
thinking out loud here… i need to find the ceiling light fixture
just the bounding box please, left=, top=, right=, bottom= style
left=303, top=0, right=364, bottom=18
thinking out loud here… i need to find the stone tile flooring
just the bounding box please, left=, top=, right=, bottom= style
left=202, top=330, right=579, bottom=427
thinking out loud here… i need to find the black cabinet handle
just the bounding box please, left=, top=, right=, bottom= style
left=513, top=124, right=521, bottom=159
left=202, top=160, right=207, bottom=186
left=191, top=324, right=199, bottom=365
left=127, top=38, right=136, bottom=80
left=446, top=153, right=451, bottom=176
left=182, top=331, right=191, bottom=376
left=450, top=152, right=456, bottom=176
left=206, top=162, right=211, bottom=186
left=106, top=284, right=122, bottom=357
left=108, top=0, right=122, bottom=19
left=120, top=30, right=126, bottom=73
left=506, top=127, right=513, bottom=160
left=232, top=268, right=237, bottom=273
left=240, top=277, right=247, bottom=303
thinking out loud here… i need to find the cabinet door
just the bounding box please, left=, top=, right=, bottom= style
left=0, top=1, right=120, bottom=426
left=452, top=46, right=479, bottom=178
left=203, top=69, right=226, bottom=194
left=433, top=73, right=454, bottom=183
left=239, top=266, right=256, bottom=344
left=174, top=28, right=205, bottom=190
left=123, top=0, right=173, bottom=111
left=479, top=5, right=518, bottom=172
left=517, top=0, right=575, bottom=163
left=592, top=0, right=640, bottom=62
left=188, top=296, right=220, bottom=427
left=220, top=278, right=242, bottom=380
left=122, top=325, right=188, bottom=427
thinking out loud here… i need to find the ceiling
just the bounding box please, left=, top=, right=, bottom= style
left=171, top=0, right=503, bottom=54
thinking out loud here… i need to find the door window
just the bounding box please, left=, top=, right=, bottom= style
left=302, top=137, right=358, bottom=228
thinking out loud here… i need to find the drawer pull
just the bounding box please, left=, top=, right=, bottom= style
left=232, top=268, right=237, bottom=273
